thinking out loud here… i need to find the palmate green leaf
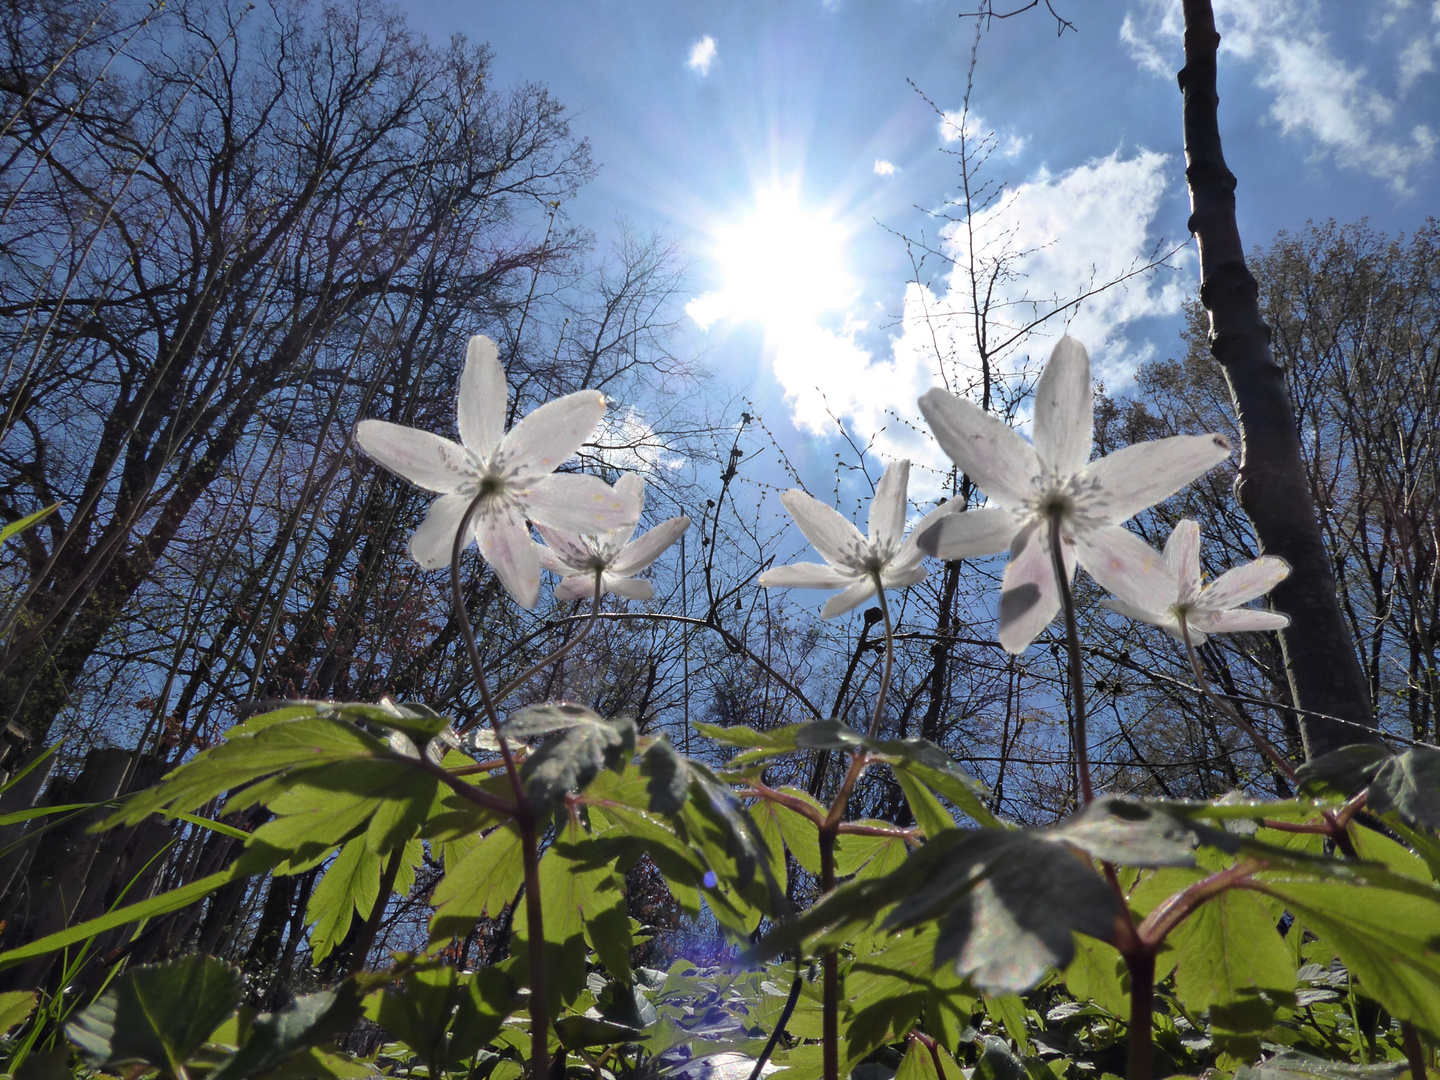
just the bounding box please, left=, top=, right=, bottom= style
left=795, top=720, right=1001, bottom=829
left=1168, top=887, right=1296, bottom=1016
left=1260, top=876, right=1440, bottom=1032
left=109, top=717, right=391, bottom=828
left=690, top=720, right=801, bottom=767
left=306, top=837, right=382, bottom=965
left=510, top=704, right=637, bottom=813
left=367, top=966, right=513, bottom=1073
left=1054, top=796, right=1239, bottom=866
left=640, top=735, right=689, bottom=813
left=756, top=826, right=1117, bottom=995
left=893, top=1030, right=964, bottom=1080
left=1298, top=744, right=1440, bottom=827
left=67, top=956, right=242, bottom=1071
left=1062, top=934, right=1128, bottom=1018
left=429, top=823, right=524, bottom=943
left=844, top=925, right=975, bottom=1064
left=210, top=985, right=366, bottom=1080
left=682, top=762, right=787, bottom=930
left=581, top=805, right=705, bottom=918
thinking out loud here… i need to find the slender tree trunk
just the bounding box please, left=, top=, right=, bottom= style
left=1178, top=0, right=1376, bottom=756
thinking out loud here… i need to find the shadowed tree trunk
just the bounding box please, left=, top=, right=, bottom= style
left=1178, top=0, right=1376, bottom=757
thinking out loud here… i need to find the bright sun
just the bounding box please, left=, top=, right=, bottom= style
left=700, top=185, right=854, bottom=337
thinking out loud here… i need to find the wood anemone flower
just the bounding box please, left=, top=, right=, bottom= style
left=760, top=458, right=954, bottom=618
left=1101, top=518, right=1291, bottom=644
left=915, top=336, right=1233, bottom=653
left=354, top=335, right=640, bottom=608
left=535, top=473, right=690, bottom=601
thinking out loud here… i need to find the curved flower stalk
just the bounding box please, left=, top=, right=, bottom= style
left=916, top=336, right=1233, bottom=652
left=759, top=458, right=954, bottom=619
left=354, top=335, right=640, bottom=608
left=1102, top=519, right=1291, bottom=645
left=535, top=473, right=690, bottom=601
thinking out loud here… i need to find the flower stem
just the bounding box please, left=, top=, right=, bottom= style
left=496, top=572, right=604, bottom=702
left=447, top=493, right=547, bottom=1078
left=1048, top=515, right=1094, bottom=805
left=867, top=575, right=894, bottom=738
left=1179, top=614, right=1297, bottom=782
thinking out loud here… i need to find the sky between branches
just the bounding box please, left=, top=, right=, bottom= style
left=403, top=0, right=1438, bottom=498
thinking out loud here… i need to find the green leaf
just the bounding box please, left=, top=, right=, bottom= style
left=512, top=706, right=637, bottom=813
left=757, top=827, right=1116, bottom=995
left=1168, top=888, right=1295, bottom=1014
left=0, top=502, right=58, bottom=545
left=430, top=823, right=524, bottom=942
left=0, top=989, right=37, bottom=1036
left=210, top=986, right=364, bottom=1080
left=1261, top=876, right=1440, bottom=1031
left=640, top=735, right=689, bottom=813
left=1232, top=1052, right=1407, bottom=1080
left=1062, top=935, right=1128, bottom=1018
left=682, top=762, right=786, bottom=927
left=110, top=718, right=390, bottom=828
left=794, top=720, right=1000, bottom=828
left=894, top=768, right=957, bottom=839
left=1298, top=744, right=1440, bottom=827
left=691, top=721, right=801, bottom=767
left=67, top=956, right=242, bottom=1070
left=1054, top=796, right=1238, bottom=867
left=306, top=837, right=382, bottom=964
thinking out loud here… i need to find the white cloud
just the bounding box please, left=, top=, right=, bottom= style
left=687, top=35, right=717, bottom=75
left=873, top=159, right=897, bottom=177
left=757, top=150, right=1188, bottom=488
left=1122, top=0, right=1436, bottom=192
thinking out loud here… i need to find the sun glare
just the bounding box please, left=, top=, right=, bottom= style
left=703, top=186, right=854, bottom=337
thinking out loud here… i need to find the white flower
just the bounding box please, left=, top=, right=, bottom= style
left=535, top=473, right=690, bottom=601
left=1102, top=519, right=1290, bottom=644
left=355, top=335, right=640, bottom=608
left=916, top=336, right=1233, bottom=653
left=759, top=458, right=954, bottom=618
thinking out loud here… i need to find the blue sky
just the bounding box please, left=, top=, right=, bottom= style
left=404, top=0, right=1439, bottom=497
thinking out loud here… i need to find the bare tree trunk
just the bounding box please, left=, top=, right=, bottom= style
left=1178, top=0, right=1376, bottom=757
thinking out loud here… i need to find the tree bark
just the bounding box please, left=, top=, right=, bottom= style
left=1178, top=0, right=1377, bottom=757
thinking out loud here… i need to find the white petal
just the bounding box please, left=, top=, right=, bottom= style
left=868, top=459, right=910, bottom=551
left=458, top=335, right=507, bottom=455
left=1100, top=597, right=1184, bottom=638
left=534, top=524, right=591, bottom=569
left=605, top=575, right=654, bottom=601
left=609, top=516, right=690, bottom=577
left=821, top=579, right=878, bottom=619
left=498, top=389, right=607, bottom=483
left=780, top=489, right=869, bottom=572
left=1073, top=524, right=1174, bottom=614
left=1164, top=520, right=1203, bottom=606
left=613, top=471, right=647, bottom=509
left=476, top=502, right=541, bottom=608
left=914, top=506, right=1022, bottom=561
left=759, top=562, right=857, bottom=590
left=535, top=541, right=572, bottom=574
left=524, top=474, right=640, bottom=533
left=596, top=472, right=647, bottom=552
left=918, top=389, right=1039, bottom=508
left=997, top=523, right=1065, bottom=653
left=880, top=563, right=928, bottom=589
left=1032, top=337, right=1093, bottom=476
left=356, top=421, right=472, bottom=494
left=1082, top=433, right=1232, bottom=525
left=1192, top=609, right=1290, bottom=635
left=555, top=572, right=601, bottom=601
left=408, top=491, right=476, bottom=569
left=1199, top=556, right=1291, bottom=613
